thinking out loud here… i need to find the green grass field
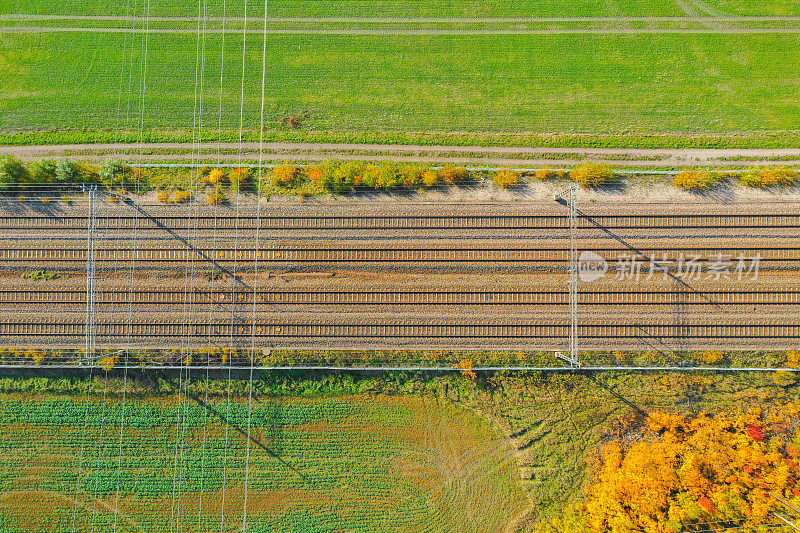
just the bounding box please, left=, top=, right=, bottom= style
left=0, top=382, right=527, bottom=532
left=2, top=31, right=799, bottom=136
left=1, top=0, right=800, bottom=144
left=2, top=0, right=800, bottom=18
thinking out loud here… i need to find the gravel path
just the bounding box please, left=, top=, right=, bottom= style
left=5, top=142, right=800, bottom=168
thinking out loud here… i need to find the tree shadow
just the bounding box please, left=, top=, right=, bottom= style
left=686, top=181, right=737, bottom=204
left=0, top=193, right=68, bottom=215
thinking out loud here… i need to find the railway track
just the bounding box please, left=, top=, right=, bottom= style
left=0, top=321, right=798, bottom=341
left=2, top=289, right=799, bottom=305
left=0, top=245, right=791, bottom=264
left=2, top=213, right=800, bottom=231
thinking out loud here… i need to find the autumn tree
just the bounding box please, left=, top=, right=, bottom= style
left=205, top=167, right=226, bottom=186
left=541, top=407, right=800, bottom=533
left=672, top=170, right=722, bottom=191
left=438, top=164, right=469, bottom=185
left=493, top=168, right=520, bottom=189
left=228, top=167, right=250, bottom=191
left=571, top=162, right=615, bottom=188
left=452, top=359, right=477, bottom=379
left=271, top=163, right=300, bottom=187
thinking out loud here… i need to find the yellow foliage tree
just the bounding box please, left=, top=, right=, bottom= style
left=172, top=190, right=191, bottom=203
left=271, top=163, right=299, bottom=187
left=206, top=168, right=226, bottom=186
left=422, top=169, right=440, bottom=187
left=206, top=191, right=225, bottom=205
left=493, top=168, right=520, bottom=189
left=672, top=170, right=721, bottom=191
left=438, top=164, right=469, bottom=185
left=787, top=349, right=800, bottom=369
left=451, top=359, right=477, bottom=379
left=541, top=408, right=800, bottom=533
left=534, top=166, right=559, bottom=181
left=571, top=162, right=615, bottom=188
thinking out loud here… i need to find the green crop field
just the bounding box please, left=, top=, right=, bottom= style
left=1, top=0, right=799, bottom=18
left=1, top=30, right=799, bottom=136
left=0, top=383, right=527, bottom=532
left=0, top=0, right=799, bottom=144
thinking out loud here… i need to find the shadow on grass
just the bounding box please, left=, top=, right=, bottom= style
left=162, top=374, right=308, bottom=483
left=585, top=372, right=646, bottom=416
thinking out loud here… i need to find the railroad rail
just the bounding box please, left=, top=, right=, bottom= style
left=0, top=246, right=791, bottom=264
left=0, top=321, right=797, bottom=340
left=1, top=213, right=800, bottom=230
left=2, top=289, right=799, bottom=305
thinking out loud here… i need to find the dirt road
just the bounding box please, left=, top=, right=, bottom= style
left=5, top=142, right=800, bottom=167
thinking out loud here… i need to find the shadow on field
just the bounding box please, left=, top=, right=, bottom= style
left=162, top=376, right=308, bottom=483
left=586, top=373, right=646, bottom=416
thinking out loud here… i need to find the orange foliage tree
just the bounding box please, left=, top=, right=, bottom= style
left=541, top=407, right=800, bottom=533
left=451, top=359, right=477, bottom=379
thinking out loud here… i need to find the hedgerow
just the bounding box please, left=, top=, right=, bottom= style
left=0, top=348, right=794, bottom=370
left=737, top=166, right=800, bottom=188
left=0, top=155, right=28, bottom=190
left=29, top=159, right=57, bottom=182
left=263, top=160, right=471, bottom=195
left=2, top=157, right=799, bottom=197
left=55, top=159, right=80, bottom=183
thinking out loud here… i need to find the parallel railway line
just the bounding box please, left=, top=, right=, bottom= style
left=0, top=321, right=798, bottom=341
left=3, top=288, right=800, bottom=305
left=0, top=245, right=791, bottom=264
left=2, top=213, right=800, bottom=231
left=2, top=207, right=797, bottom=351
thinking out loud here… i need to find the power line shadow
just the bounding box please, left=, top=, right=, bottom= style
left=122, top=198, right=252, bottom=291
left=163, top=376, right=308, bottom=483
left=631, top=323, right=682, bottom=355
left=556, top=198, right=722, bottom=311
left=587, top=373, right=646, bottom=416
